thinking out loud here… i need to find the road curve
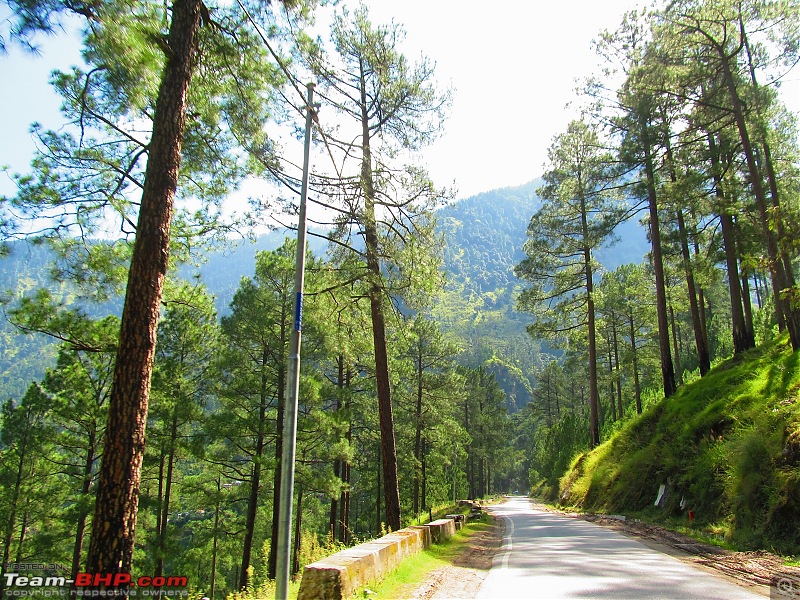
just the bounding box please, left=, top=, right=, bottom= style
left=476, top=496, right=767, bottom=600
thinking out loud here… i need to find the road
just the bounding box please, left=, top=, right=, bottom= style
left=475, top=497, right=768, bottom=600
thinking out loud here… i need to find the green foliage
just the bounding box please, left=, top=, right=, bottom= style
left=559, top=335, right=800, bottom=554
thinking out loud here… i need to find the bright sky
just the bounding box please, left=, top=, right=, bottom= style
left=1, top=1, right=798, bottom=201
left=359, top=0, right=650, bottom=196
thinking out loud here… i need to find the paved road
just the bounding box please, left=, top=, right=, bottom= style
left=476, top=497, right=768, bottom=600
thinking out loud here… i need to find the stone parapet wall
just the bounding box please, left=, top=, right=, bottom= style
left=297, top=516, right=457, bottom=600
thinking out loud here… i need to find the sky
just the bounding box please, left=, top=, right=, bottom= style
left=1, top=1, right=799, bottom=202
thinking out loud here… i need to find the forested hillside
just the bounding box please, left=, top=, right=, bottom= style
left=437, top=182, right=535, bottom=294
left=559, top=335, right=800, bottom=553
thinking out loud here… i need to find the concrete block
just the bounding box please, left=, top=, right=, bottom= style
left=446, top=514, right=465, bottom=530
left=408, top=525, right=432, bottom=548
left=428, top=518, right=456, bottom=543
left=297, top=526, right=428, bottom=600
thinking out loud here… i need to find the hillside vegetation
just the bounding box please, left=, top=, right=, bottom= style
left=558, top=335, right=800, bottom=554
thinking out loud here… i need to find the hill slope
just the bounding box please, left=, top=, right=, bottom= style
left=0, top=180, right=651, bottom=408
left=559, top=336, right=800, bottom=554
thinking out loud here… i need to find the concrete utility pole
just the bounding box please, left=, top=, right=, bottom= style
left=275, top=82, right=315, bottom=600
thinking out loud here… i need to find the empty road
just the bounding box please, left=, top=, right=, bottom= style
left=476, top=497, right=768, bottom=600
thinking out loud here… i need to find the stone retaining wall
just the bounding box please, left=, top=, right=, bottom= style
left=297, top=516, right=457, bottom=599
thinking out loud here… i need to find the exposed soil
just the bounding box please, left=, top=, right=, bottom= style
left=410, top=518, right=504, bottom=599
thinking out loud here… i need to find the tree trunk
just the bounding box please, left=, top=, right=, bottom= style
left=720, top=212, right=752, bottom=354
left=421, top=439, right=428, bottom=511
left=741, top=263, right=756, bottom=345
left=291, top=489, right=303, bottom=578
left=413, top=342, right=424, bottom=515
left=209, top=478, right=221, bottom=600
left=629, top=314, right=642, bottom=414
left=606, top=336, right=617, bottom=422
left=339, top=368, right=352, bottom=545
left=375, top=444, right=382, bottom=535
left=241, top=346, right=270, bottom=590
left=267, top=306, right=288, bottom=580
left=359, top=58, right=401, bottom=532
left=669, top=296, right=683, bottom=385
left=16, top=507, right=28, bottom=562
left=707, top=132, right=753, bottom=354
left=641, top=113, right=677, bottom=398
left=580, top=189, right=601, bottom=447
left=329, top=356, right=344, bottom=541
left=86, top=0, right=202, bottom=576
left=664, top=129, right=710, bottom=376
left=155, top=412, right=178, bottom=580
left=613, top=321, right=623, bottom=419
left=1, top=424, right=29, bottom=600
left=71, top=435, right=96, bottom=581
left=742, top=22, right=798, bottom=306
left=754, top=272, right=763, bottom=309
left=676, top=208, right=710, bottom=375
left=478, top=457, right=485, bottom=499
left=718, top=51, right=800, bottom=349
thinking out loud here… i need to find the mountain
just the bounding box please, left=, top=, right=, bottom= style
left=437, top=180, right=540, bottom=295
left=0, top=181, right=650, bottom=407
left=184, top=229, right=328, bottom=315
left=431, top=180, right=650, bottom=412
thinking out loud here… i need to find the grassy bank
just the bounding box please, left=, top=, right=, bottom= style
left=559, top=335, right=800, bottom=555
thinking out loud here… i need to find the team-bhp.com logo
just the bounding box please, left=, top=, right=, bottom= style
left=3, top=566, right=188, bottom=597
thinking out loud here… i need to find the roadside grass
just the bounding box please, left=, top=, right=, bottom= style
left=354, top=514, right=495, bottom=599
left=229, top=502, right=501, bottom=600
left=557, top=334, right=800, bottom=556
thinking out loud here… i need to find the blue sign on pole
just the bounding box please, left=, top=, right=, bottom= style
left=294, top=291, right=303, bottom=332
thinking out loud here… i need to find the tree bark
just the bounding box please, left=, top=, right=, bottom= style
left=606, top=336, right=617, bottom=422
left=0, top=427, right=28, bottom=599
left=291, top=489, right=303, bottom=578
left=718, top=50, right=800, bottom=349
left=267, top=305, right=288, bottom=580
left=612, top=321, right=623, bottom=419
left=669, top=297, right=683, bottom=385
left=580, top=187, right=601, bottom=448
left=676, top=208, right=710, bottom=374
left=209, top=477, right=221, bottom=600
left=707, top=132, right=754, bottom=354
left=86, top=0, right=202, bottom=575
left=640, top=112, right=677, bottom=398
left=740, top=261, right=756, bottom=345
left=629, top=314, right=642, bottom=414
left=240, top=345, right=270, bottom=590
left=339, top=367, right=352, bottom=545
left=329, top=356, right=344, bottom=541
left=359, top=57, right=401, bottom=532
left=720, top=212, right=752, bottom=354
left=413, top=340, right=424, bottom=515
left=70, top=434, right=96, bottom=582
left=155, top=412, right=178, bottom=581
left=664, top=129, right=710, bottom=376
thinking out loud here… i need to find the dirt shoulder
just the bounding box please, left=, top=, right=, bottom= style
left=410, top=518, right=504, bottom=599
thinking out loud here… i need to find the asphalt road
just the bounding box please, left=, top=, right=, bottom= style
left=475, top=497, right=768, bottom=600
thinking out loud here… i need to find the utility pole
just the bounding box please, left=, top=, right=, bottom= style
left=275, top=82, right=315, bottom=600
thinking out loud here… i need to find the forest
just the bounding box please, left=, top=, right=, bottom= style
left=1, top=0, right=800, bottom=598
